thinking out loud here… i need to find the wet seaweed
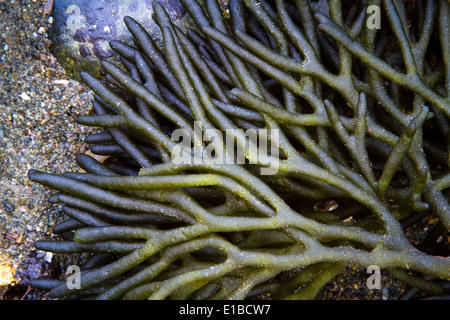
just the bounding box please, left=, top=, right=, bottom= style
left=29, top=0, right=449, bottom=300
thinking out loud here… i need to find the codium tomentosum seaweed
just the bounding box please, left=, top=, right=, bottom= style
left=28, top=0, right=450, bottom=300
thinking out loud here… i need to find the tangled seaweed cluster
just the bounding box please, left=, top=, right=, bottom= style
left=29, top=0, right=449, bottom=299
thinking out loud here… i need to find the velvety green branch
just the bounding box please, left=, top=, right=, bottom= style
left=29, top=0, right=449, bottom=300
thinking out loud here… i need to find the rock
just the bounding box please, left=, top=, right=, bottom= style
left=1, top=251, right=60, bottom=300
left=20, top=92, right=31, bottom=101
left=3, top=201, right=15, bottom=213
left=48, top=0, right=192, bottom=81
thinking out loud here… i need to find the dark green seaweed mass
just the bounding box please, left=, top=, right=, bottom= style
left=29, top=0, right=449, bottom=300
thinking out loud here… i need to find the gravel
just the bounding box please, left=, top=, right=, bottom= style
left=0, top=0, right=96, bottom=299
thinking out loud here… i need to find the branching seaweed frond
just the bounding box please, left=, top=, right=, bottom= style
left=29, top=0, right=449, bottom=300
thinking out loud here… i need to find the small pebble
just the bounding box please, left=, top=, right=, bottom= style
left=20, top=92, right=31, bottom=100
left=43, top=252, right=53, bottom=263
left=43, top=0, right=54, bottom=14
left=53, top=79, right=69, bottom=85
left=382, top=287, right=389, bottom=300
left=3, top=201, right=15, bottom=213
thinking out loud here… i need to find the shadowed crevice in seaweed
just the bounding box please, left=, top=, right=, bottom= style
left=29, top=0, right=449, bottom=300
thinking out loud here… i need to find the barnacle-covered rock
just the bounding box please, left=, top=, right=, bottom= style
left=49, top=0, right=191, bottom=80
